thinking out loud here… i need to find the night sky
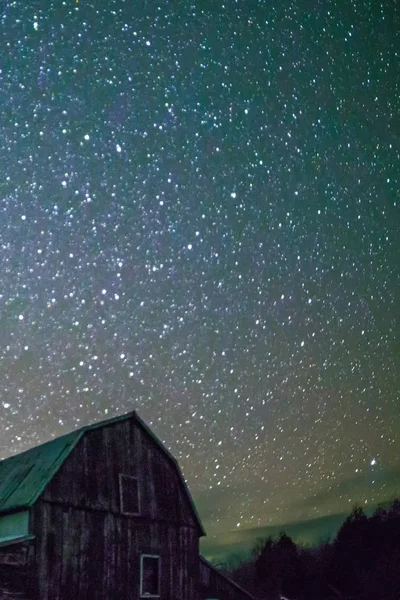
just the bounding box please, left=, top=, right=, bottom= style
left=1, top=0, right=399, bottom=560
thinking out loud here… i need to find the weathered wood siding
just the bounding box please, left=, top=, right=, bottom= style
left=31, top=503, right=199, bottom=600
left=199, top=558, right=255, bottom=600
left=30, top=417, right=200, bottom=600
left=41, top=419, right=197, bottom=529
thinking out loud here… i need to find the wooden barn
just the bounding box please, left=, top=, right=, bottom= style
left=0, top=411, right=256, bottom=600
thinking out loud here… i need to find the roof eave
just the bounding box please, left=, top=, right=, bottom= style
left=0, top=534, right=35, bottom=548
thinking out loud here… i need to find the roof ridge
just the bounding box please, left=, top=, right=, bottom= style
left=0, top=410, right=138, bottom=465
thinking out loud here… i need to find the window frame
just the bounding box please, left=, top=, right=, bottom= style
left=119, top=473, right=140, bottom=516
left=140, top=554, right=161, bottom=598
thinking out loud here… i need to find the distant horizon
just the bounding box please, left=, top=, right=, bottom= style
left=200, top=496, right=400, bottom=562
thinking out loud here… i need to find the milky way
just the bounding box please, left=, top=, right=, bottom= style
left=0, top=0, right=399, bottom=558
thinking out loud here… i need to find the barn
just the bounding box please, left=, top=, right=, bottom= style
left=0, top=410, right=256, bottom=600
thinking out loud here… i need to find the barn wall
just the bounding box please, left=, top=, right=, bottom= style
left=40, top=419, right=198, bottom=531
left=0, top=541, right=34, bottom=599
left=32, top=417, right=201, bottom=600
left=199, top=559, right=254, bottom=600
left=30, top=502, right=199, bottom=600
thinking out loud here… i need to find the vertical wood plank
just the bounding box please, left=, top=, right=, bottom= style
left=30, top=414, right=213, bottom=600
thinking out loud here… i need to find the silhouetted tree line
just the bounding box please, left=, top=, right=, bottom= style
left=218, top=499, right=400, bottom=600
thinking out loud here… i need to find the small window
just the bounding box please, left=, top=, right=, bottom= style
left=119, top=474, right=140, bottom=515
left=140, top=554, right=160, bottom=597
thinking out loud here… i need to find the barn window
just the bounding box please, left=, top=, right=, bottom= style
left=119, top=474, right=140, bottom=515
left=140, top=554, right=160, bottom=597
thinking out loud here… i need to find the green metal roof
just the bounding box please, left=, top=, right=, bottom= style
left=0, top=411, right=206, bottom=536
left=0, top=429, right=82, bottom=513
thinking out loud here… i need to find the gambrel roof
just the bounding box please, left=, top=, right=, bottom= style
left=0, top=411, right=205, bottom=535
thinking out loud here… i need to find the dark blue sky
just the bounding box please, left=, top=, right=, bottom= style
left=0, top=0, right=399, bottom=559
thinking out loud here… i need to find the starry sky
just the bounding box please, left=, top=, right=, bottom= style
left=0, top=0, right=399, bottom=560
